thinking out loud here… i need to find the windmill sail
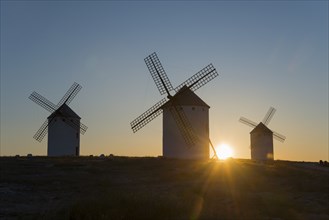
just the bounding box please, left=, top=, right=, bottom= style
left=273, top=131, right=286, bottom=142
left=169, top=105, right=198, bottom=145
left=33, top=120, right=50, bottom=142
left=174, top=64, right=218, bottom=93
left=29, top=92, right=57, bottom=113
left=262, top=107, right=276, bottom=125
left=57, top=82, right=82, bottom=107
left=131, top=98, right=167, bottom=133
left=239, top=117, right=258, bottom=128
left=145, top=53, right=173, bottom=96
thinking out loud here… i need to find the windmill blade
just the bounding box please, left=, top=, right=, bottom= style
left=174, top=64, right=218, bottom=93
left=273, top=131, right=286, bottom=142
left=33, top=120, right=49, bottom=142
left=33, top=118, right=55, bottom=142
left=144, top=52, right=173, bottom=96
left=131, top=98, right=168, bottom=133
left=239, top=117, right=258, bottom=128
left=169, top=106, right=198, bottom=145
left=79, top=122, right=88, bottom=134
left=262, top=107, right=276, bottom=125
left=61, top=118, right=88, bottom=134
left=57, top=82, right=82, bottom=107
left=29, top=92, right=57, bottom=113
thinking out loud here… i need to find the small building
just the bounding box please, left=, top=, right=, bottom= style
left=47, top=104, right=80, bottom=156
left=250, top=122, right=274, bottom=161
left=162, top=87, right=209, bottom=159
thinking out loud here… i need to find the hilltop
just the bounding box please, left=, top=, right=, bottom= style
left=1, top=156, right=328, bottom=220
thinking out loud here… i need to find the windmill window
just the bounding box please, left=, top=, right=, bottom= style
left=192, top=107, right=195, bottom=111
left=76, top=133, right=79, bottom=139
left=62, top=119, right=66, bottom=122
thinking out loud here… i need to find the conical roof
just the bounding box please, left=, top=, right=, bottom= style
left=250, top=122, right=273, bottom=134
left=48, top=104, right=81, bottom=119
left=162, top=86, right=209, bottom=108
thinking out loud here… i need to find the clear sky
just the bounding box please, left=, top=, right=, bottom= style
left=1, top=1, right=328, bottom=161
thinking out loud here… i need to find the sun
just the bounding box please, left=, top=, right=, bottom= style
left=216, top=143, right=234, bottom=160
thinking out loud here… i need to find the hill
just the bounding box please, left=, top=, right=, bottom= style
left=1, top=156, right=328, bottom=220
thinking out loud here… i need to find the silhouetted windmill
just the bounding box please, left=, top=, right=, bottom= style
left=131, top=52, right=219, bottom=159
left=29, top=82, right=87, bottom=156
left=239, top=107, right=286, bottom=160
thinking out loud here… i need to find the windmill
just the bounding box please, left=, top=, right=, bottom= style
left=239, top=107, right=286, bottom=161
left=131, top=52, right=219, bottom=159
left=29, top=82, right=87, bottom=156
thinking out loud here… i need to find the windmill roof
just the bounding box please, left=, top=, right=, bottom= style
left=162, top=86, right=209, bottom=108
left=48, top=104, right=81, bottom=119
left=250, top=122, right=273, bottom=134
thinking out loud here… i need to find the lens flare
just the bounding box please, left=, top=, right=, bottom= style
left=216, top=143, right=234, bottom=160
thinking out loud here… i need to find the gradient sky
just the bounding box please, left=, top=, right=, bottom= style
left=1, top=1, right=328, bottom=161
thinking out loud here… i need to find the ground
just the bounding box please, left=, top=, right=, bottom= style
left=0, top=156, right=328, bottom=220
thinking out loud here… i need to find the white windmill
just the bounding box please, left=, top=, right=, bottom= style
left=239, top=107, right=286, bottom=161
left=29, top=82, right=87, bottom=156
left=131, top=52, right=219, bottom=159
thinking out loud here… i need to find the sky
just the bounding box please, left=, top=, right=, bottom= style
left=1, top=1, right=328, bottom=161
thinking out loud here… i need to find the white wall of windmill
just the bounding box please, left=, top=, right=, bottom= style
left=250, top=129, right=274, bottom=161
left=162, top=105, right=209, bottom=159
left=47, top=116, right=80, bottom=156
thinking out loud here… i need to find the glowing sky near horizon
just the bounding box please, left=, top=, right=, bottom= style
left=1, top=1, right=328, bottom=161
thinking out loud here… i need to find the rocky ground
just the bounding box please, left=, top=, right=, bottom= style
left=1, top=156, right=328, bottom=220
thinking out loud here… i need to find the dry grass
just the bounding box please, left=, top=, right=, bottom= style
left=1, top=156, right=328, bottom=219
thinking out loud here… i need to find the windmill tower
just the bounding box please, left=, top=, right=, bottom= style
left=131, top=52, right=219, bottom=159
left=239, top=107, right=286, bottom=161
left=29, top=82, right=88, bottom=156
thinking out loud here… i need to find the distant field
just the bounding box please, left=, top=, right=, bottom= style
left=1, top=157, right=328, bottom=220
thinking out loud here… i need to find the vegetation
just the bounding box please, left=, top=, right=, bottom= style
left=1, top=157, right=328, bottom=219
